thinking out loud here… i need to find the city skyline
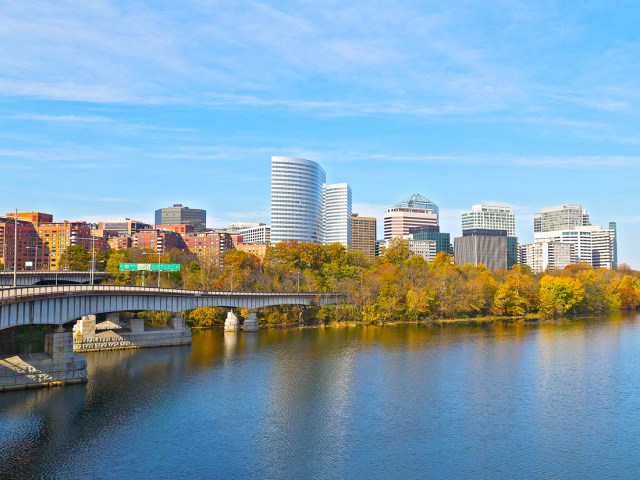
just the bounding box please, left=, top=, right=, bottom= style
left=1, top=2, right=638, bottom=266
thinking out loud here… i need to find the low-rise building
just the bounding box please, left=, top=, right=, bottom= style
left=236, top=243, right=269, bottom=260
left=519, top=241, right=572, bottom=273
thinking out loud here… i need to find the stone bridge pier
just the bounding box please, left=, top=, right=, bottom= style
left=224, top=311, right=259, bottom=332
left=0, top=331, right=87, bottom=392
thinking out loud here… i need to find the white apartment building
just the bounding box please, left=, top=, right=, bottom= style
left=383, top=236, right=437, bottom=261
left=323, top=183, right=352, bottom=248
left=534, top=228, right=593, bottom=265
left=238, top=225, right=271, bottom=245
left=461, top=204, right=516, bottom=236
left=519, top=241, right=572, bottom=273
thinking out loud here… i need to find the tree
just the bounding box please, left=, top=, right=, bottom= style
left=538, top=275, right=585, bottom=317
left=58, top=246, right=90, bottom=271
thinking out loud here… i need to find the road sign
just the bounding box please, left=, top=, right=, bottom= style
left=120, top=263, right=181, bottom=272
left=150, top=263, right=181, bottom=271
left=119, top=263, right=140, bottom=271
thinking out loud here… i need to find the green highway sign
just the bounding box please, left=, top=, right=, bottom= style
left=119, top=263, right=181, bottom=272
left=119, top=263, right=140, bottom=271
left=150, top=263, right=181, bottom=272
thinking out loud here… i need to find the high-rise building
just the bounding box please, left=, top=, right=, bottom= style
left=609, top=222, right=618, bottom=269
left=408, top=225, right=452, bottom=255
left=270, top=156, right=326, bottom=245
left=519, top=241, right=572, bottom=273
left=36, top=221, right=108, bottom=271
left=0, top=217, right=40, bottom=271
left=454, top=229, right=508, bottom=271
left=461, top=205, right=517, bottom=268
left=155, top=204, right=206, bottom=233
left=534, top=204, right=590, bottom=233
left=96, top=218, right=152, bottom=237
left=323, top=183, right=352, bottom=247
left=587, top=226, right=617, bottom=270
left=384, top=193, right=438, bottom=240
left=461, top=205, right=516, bottom=236
left=534, top=228, right=593, bottom=265
left=351, top=214, right=377, bottom=260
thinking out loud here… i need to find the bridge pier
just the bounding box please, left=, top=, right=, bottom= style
left=73, top=314, right=191, bottom=352
left=224, top=310, right=240, bottom=331
left=243, top=311, right=259, bottom=332
left=1, top=331, right=88, bottom=392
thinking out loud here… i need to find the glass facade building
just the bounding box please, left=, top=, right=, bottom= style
left=270, top=156, right=326, bottom=245
left=323, top=183, right=352, bottom=247
left=408, top=225, right=452, bottom=254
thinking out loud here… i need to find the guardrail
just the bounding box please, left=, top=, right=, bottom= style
left=0, top=285, right=340, bottom=303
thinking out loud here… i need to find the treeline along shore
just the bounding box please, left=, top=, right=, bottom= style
left=57, top=239, right=640, bottom=328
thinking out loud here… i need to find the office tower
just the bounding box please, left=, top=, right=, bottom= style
left=155, top=204, right=206, bottom=233
left=384, top=193, right=438, bottom=240
left=518, top=242, right=572, bottom=273
left=609, top=222, right=618, bottom=269
left=534, top=204, right=590, bottom=233
left=351, top=214, right=377, bottom=260
left=270, top=156, right=326, bottom=245
left=461, top=205, right=516, bottom=236
left=454, top=229, right=508, bottom=272
left=461, top=205, right=517, bottom=268
left=323, top=183, right=352, bottom=247
left=96, top=218, right=152, bottom=237
left=408, top=225, right=452, bottom=255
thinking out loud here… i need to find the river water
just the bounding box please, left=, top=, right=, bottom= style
left=2, top=314, right=640, bottom=479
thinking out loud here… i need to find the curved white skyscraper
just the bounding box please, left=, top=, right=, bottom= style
left=271, top=156, right=326, bottom=245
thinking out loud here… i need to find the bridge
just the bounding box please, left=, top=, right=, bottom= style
left=0, top=285, right=341, bottom=331
left=0, top=271, right=109, bottom=286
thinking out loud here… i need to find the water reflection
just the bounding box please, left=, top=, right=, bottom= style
left=1, top=314, right=640, bottom=479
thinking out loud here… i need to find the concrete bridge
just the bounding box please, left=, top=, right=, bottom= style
left=0, top=285, right=341, bottom=391
left=0, top=271, right=109, bottom=286
left=0, top=285, right=341, bottom=331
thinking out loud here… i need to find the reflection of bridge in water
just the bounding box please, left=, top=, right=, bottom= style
left=0, top=285, right=341, bottom=392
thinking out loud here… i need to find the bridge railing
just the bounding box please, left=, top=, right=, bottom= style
left=0, top=285, right=340, bottom=303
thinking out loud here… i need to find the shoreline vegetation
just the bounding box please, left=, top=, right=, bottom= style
left=87, top=239, right=640, bottom=329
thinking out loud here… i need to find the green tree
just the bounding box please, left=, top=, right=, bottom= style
left=58, top=246, right=90, bottom=271
left=538, top=275, right=585, bottom=317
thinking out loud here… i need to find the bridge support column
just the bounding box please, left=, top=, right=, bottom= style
left=224, top=310, right=240, bottom=331
left=128, top=318, right=145, bottom=333
left=243, top=312, right=259, bottom=332
left=1, top=331, right=87, bottom=392
left=171, top=316, right=185, bottom=332
left=73, top=315, right=96, bottom=337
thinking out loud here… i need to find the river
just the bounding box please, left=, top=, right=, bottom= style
left=2, top=313, right=640, bottom=479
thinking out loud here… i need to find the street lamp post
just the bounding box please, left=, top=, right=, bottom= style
left=71, top=235, right=97, bottom=285
left=12, top=208, right=18, bottom=288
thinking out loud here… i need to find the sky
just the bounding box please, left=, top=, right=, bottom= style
left=1, top=0, right=639, bottom=266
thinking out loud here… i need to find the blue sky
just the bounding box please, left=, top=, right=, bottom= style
left=1, top=1, right=639, bottom=266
